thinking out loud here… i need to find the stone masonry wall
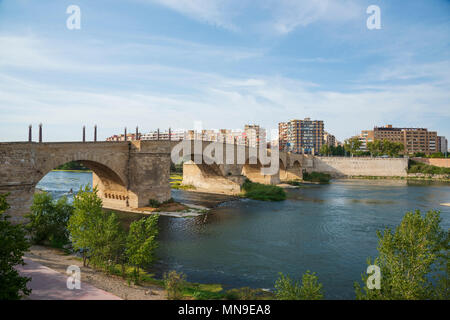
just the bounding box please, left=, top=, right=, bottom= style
left=306, top=157, right=409, bottom=177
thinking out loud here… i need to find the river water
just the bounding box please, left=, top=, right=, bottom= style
left=37, top=171, right=450, bottom=299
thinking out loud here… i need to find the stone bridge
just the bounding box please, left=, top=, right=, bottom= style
left=0, top=140, right=303, bottom=222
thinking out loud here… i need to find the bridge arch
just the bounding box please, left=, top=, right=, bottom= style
left=36, top=157, right=132, bottom=208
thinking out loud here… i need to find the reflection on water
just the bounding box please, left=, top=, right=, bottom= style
left=37, top=172, right=450, bottom=299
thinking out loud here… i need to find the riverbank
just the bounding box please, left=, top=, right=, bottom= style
left=344, top=175, right=450, bottom=182
left=25, top=245, right=166, bottom=300
left=105, top=202, right=210, bottom=218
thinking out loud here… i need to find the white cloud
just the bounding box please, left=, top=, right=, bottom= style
left=141, top=0, right=362, bottom=34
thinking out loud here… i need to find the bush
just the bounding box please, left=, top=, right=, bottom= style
left=0, top=194, right=31, bottom=300
left=224, top=287, right=274, bottom=300
left=303, top=172, right=331, bottom=183
left=164, top=270, right=187, bottom=300
left=355, top=210, right=449, bottom=300
left=408, top=160, right=450, bottom=175
left=26, top=192, right=73, bottom=247
left=274, top=271, right=324, bottom=300
left=55, top=161, right=89, bottom=171
left=241, top=180, right=286, bottom=201
left=148, top=199, right=161, bottom=208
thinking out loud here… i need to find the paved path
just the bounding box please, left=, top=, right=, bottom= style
left=16, top=258, right=122, bottom=300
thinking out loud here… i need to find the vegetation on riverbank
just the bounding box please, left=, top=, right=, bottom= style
left=3, top=184, right=449, bottom=300
left=169, top=174, right=195, bottom=190
left=241, top=179, right=286, bottom=201
left=408, top=160, right=450, bottom=175
left=354, top=210, right=449, bottom=300
left=0, top=194, right=31, bottom=300
left=54, top=161, right=90, bottom=172
left=302, top=172, right=331, bottom=183
left=346, top=175, right=450, bottom=182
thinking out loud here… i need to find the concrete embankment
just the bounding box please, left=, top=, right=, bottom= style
left=305, top=157, right=409, bottom=178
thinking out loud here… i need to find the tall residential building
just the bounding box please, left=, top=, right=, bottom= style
left=324, top=131, right=337, bottom=148
left=279, top=118, right=324, bottom=155
left=244, top=124, right=266, bottom=148
left=140, top=129, right=185, bottom=141
left=438, top=136, right=448, bottom=154
left=373, top=125, right=438, bottom=155
left=353, top=130, right=374, bottom=151
left=278, top=122, right=289, bottom=151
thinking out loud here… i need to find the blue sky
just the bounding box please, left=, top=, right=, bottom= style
left=0, top=0, right=449, bottom=142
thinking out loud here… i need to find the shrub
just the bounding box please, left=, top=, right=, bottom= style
left=26, top=192, right=73, bottom=247
left=0, top=194, right=31, bottom=300
left=274, top=271, right=324, bottom=300
left=241, top=180, right=286, bottom=201
left=164, top=270, right=187, bottom=300
left=303, top=172, right=331, bottom=183
left=148, top=199, right=161, bottom=208
left=355, top=210, right=449, bottom=300
left=224, top=287, right=274, bottom=300
left=408, top=160, right=450, bottom=175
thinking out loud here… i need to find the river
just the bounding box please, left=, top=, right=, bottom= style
left=37, top=171, right=450, bottom=299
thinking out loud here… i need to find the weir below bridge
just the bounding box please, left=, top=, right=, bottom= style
left=0, top=140, right=303, bottom=222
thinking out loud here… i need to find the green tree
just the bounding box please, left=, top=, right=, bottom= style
left=320, top=144, right=330, bottom=156
left=126, top=215, right=159, bottom=282
left=274, top=271, right=324, bottom=300
left=344, top=137, right=362, bottom=157
left=67, top=185, right=103, bottom=266
left=0, top=193, right=31, bottom=300
left=381, top=139, right=404, bottom=157
left=26, top=192, right=73, bottom=247
left=68, top=186, right=126, bottom=269
left=91, top=211, right=126, bottom=271
left=355, top=210, right=449, bottom=300
left=367, top=140, right=382, bottom=156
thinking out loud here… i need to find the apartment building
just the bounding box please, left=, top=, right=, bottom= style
left=279, top=118, right=324, bottom=155
left=352, top=130, right=375, bottom=151
left=438, top=136, right=448, bottom=154
left=140, top=129, right=185, bottom=141
left=278, top=122, right=289, bottom=151
left=373, top=125, right=438, bottom=155
left=324, top=131, right=337, bottom=148
left=244, top=124, right=266, bottom=148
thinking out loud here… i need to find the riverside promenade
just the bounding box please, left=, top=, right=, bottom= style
left=16, top=258, right=122, bottom=300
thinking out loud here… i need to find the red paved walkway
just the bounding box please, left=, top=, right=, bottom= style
left=16, top=258, right=121, bottom=300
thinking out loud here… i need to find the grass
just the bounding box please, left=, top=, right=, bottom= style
left=408, top=160, right=450, bottom=175
left=302, top=172, right=331, bottom=184
left=241, top=179, right=286, bottom=201
left=170, top=174, right=196, bottom=190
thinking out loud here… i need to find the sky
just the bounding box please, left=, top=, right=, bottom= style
left=0, top=0, right=449, bottom=142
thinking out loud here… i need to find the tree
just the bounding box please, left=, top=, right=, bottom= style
left=381, top=139, right=404, bottom=157
left=367, top=140, right=382, bottom=156
left=320, top=144, right=330, bottom=156
left=126, top=215, right=159, bottom=282
left=344, top=137, right=362, bottom=157
left=355, top=210, right=449, bottom=300
left=91, top=211, right=126, bottom=270
left=274, top=271, right=324, bottom=300
left=67, top=185, right=103, bottom=266
left=26, top=192, right=73, bottom=247
left=68, top=186, right=126, bottom=269
left=0, top=193, right=31, bottom=300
